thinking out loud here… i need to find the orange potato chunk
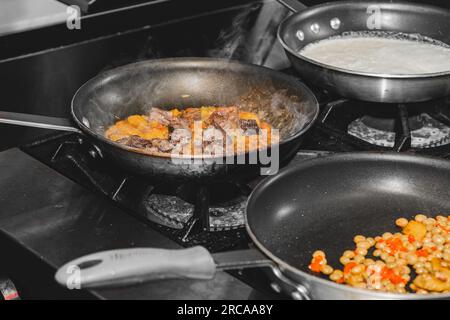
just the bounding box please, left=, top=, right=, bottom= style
left=402, top=220, right=427, bottom=241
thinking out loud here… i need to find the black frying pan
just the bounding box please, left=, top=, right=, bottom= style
left=0, top=58, right=319, bottom=181
left=55, top=153, right=450, bottom=299
left=277, top=0, right=450, bottom=103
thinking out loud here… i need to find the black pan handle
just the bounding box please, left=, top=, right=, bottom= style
left=277, top=0, right=307, bottom=13
left=0, top=111, right=81, bottom=133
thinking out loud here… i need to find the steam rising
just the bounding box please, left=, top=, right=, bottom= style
left=208, top=1, right=290, bottom=68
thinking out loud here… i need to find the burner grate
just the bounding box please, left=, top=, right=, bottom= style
left=312, top=97, right=450, bottom=152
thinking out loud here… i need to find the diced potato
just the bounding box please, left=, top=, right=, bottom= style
left=200, top=106, right=216, bottom=120
left=402, top=220, right=427, bottom=241
left=127, top=115, right=147, bottom=126
left=141, top=121, right=169, bottom=140
left=414, top=274, right=450, bottom=292
left=171, top=109, right=181, bottom=117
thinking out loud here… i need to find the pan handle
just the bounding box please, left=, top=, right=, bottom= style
left=271, top=266, right=311, bottom=300
left=0, top=111, right=81, bottom=133
left=54, top=247, right=217, bottom=289
left=277, top=0, right=307, bottom=13
left=55, top=246, right=313, bottom=299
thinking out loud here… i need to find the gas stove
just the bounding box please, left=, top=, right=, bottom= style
left=19, top=78, right=450, bottom=248
left=1, top=0, right=450, bottom=300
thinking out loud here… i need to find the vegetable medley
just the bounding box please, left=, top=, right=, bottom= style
left=309, top=214, right=450, bottom=294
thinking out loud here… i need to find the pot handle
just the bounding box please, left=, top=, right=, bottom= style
left=54, top=247, right=216, bottom=289
left=0, top=111, right=80, bottom=133
left=277, top=0, right=307, bottom=13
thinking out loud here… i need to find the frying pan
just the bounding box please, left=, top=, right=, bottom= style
left=277, top=0, right=450, bottom=103
left=0, top=58, right=319, bottom=181
left=55, top=153, right=450, bottom=299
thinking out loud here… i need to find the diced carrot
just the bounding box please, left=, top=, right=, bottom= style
left=386, top=237, right=407, bottom=254
left=308, top=256, right=324, bottom=273
left=344, top=262, right=357, bottom=274
left=381, top=267, right=406, bottom=284
left=416, top=249, right=429, bottom=257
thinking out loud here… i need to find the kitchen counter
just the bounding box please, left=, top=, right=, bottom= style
left=0, top=148, right=255, bottom=299
left=0, top=0, right=68, bottom=36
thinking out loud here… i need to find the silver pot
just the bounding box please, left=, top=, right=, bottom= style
left=277, top=1, right=450, bottom=103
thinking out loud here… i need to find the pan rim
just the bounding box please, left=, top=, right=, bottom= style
left=277, top=1, right=450, bottom=79
left=70, top=57, right=319, bottom=161
left=245, top=151, right=450, bottom=299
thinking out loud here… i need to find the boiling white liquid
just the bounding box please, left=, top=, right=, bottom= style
left=299, top=37, right=450, bottom=75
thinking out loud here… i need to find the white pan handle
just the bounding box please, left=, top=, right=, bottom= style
left=54, top=246, right=216, bottom=289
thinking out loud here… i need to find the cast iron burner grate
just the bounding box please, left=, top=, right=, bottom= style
left=144, top=194, right=246, bottom=230
left=310, top=97, right=450, bottom=153
left=349, top=113, right=450, bottom=148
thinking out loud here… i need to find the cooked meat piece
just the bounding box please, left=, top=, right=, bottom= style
left=239, top=119, right=260, bottom=135
left=117, top=135, right=153, bottom=149
left=182, top=108, right=201, bottom=124
left=148, top=107, right=173, bottom=125
left=205, top=107, right=239, bottom=133
left=170, top=128, right=192, bottom=144
left=151, top=138, right=174, bottom=153
left=168, top=117, right=190, bottom=131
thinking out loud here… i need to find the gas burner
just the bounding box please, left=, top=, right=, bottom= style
left=311, top=97, right=450, bottom=152
left=209, top=199, right=246, bottom=230
left=348, top=113, right=450, bottom=148
left=144, top=193, right=246, bottom=231
left=145, top=194, right=193, bottom=228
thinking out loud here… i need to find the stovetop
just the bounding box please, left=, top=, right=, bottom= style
left=19, top=75, right=450, bottom=250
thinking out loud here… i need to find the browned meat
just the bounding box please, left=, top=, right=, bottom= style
left=205, top=107, right=239, bottom=133
left=151, top=138, right=174, bottom=153
left=170, top=128, right=192, bottom=144
left=116, top=135, right=174, bottom=153
left=182, top=108, right=201, bottom=124
left=117, top=135, right=153, bottom=149
left=168, top=117, right=190, bottom=130
left=239, top=119, right=259, bottom=135
left=148, top=107, right=173, bottom=125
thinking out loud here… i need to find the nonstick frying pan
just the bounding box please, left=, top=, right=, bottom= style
left=55, top=153, right=450, bottom=299
left=277, top=0, right=450, bottom=103
left=0, top=58, right=319, bottom=181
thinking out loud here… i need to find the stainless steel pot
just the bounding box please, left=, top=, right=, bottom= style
left=277, top=0, right=450, bottom=103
